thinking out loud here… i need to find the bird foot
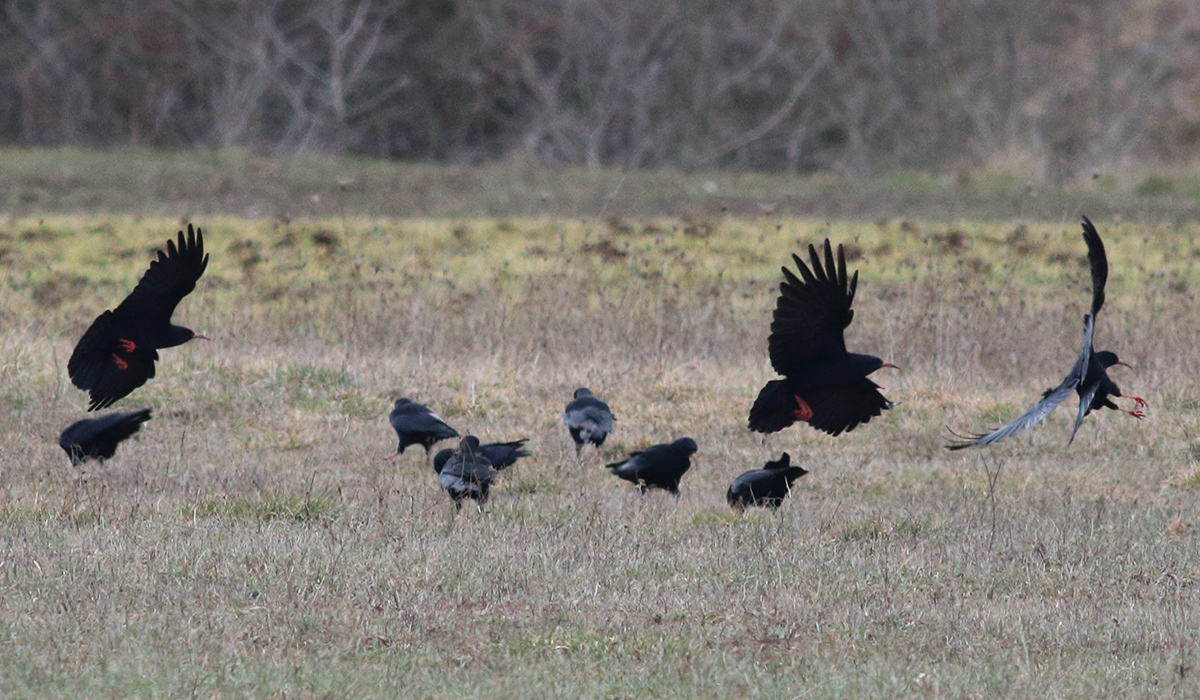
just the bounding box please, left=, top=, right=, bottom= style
left=381, top=453, right=399, bottom=462
left=1122, top=394, right=1148, bottom=410
left=111, top=354, right=128, bottom=371
left=118, top=338, right=137, bottom=352
left=793, top=395, right=813, bottom=422
left=1120, top=408, right=1146, bottom=420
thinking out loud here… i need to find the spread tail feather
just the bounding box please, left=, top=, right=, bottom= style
left=748, top=379, right=797, bottom=434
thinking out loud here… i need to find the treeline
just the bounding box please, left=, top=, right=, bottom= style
left=4, top=0, right=1199, bottom=179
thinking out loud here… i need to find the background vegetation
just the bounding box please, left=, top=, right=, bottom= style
left=1, top=149, right=1199, bottom=696
left=5, top=0, right=1200, bottom=181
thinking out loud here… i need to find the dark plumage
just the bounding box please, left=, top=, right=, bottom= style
left=749, top=240, right=899, bottom=436
left=948, top=217, right=1147, bottom=450
left=437, top=436, right=496, bottom=509
left=386, top=398, right=459, bottom=459
left=58, top=408, right=152, bottom=465
left=606, top=437, right=698, bottom=495
left=564, top=387, right=613, bottom=453
left=433, top=439, right=530, bottom=474
left=726, top=452, right=809, bottom=511
left=68, top=225, right=210, bottom=411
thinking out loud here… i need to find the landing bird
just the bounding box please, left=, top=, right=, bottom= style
left=384, top=398, right=459, bottom=460
left=58, top=408, right=152, bottom=465
left=563, top=387, right=614, bottom=454
left=436, top=436, right=496, bottom=509
left=726, top=452, right=809, bottom=512
left=749, top=240, right=899, bottom=436
left=947, top=216, right=1147, bottom=450
left=606, top=437, right=698, bottom=495
left=68, top=225, right=210, bottom=410
left=433, top=439, right=529, bottom=474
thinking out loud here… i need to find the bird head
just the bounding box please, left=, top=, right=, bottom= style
left=573, top=387, right=593, bottom=399
left=1097, top=350, right=1130, bottom=369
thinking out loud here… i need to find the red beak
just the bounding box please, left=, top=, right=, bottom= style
left=194, top=334, right=212, bottom=341
left=881, top=362, right=901, bottom=370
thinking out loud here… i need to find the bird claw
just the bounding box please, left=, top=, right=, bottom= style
left=111, top=354, right=128, bottom=371
left=793, top=395, right=813, bottom=422
left=1129, top=395, right=1148, bottom=410
left=118, top=338, right=137, bottom=353
left=1122, top=409, right=1146, bottom=420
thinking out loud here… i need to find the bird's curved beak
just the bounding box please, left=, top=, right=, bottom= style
left=194, top=334, right=212, bottom=341
left=881, top=362, right=902, bottom=370
left=1115, top=360, right=1134, bottom=370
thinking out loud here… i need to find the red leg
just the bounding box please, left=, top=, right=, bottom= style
left=111, top=354, right=128, bottom=371
left=1121, top=394, right=1148, bottom=410
left=793, top=395, right=813, bottom=422
left=118, top=338, right=137, bottom=352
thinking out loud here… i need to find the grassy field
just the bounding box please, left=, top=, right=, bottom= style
left=2, top=152, right=1200, bottom=697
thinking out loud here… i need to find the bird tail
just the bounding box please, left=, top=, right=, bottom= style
left=748, top=380, right=797, bottom=433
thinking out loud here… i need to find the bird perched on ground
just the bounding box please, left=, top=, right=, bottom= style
left=433, top=438, right=529, bottom=474
left=385, top=398, right=459, bottom=460
left=606, top=437, right=698, bottom=495
left=58, top=408, right=152, bottom=465
left=749, top=240, right=899, bottom=436
left=948, top=216, right=1147, bottom=450
left=68, top=225, right=210, bottom=411
left=726, top=452, right=809, bottom=512
left=436, top=436, right=496, bottom=509
left=564, top=387, right=613, bottom=454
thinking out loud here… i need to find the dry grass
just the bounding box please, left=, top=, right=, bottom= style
left=1, top=207, right=1200, bottom=697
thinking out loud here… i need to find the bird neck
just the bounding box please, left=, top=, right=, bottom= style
left=162, top=325, right=196, bottom=349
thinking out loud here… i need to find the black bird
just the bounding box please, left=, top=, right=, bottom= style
left=58, top=408, right=152, bottom=465
left=726, top=452, right=809, bottom=512
left=606, top=437, right=698, bottom=495
left=433, top=438, right=530, bottom=474
left=749, top=240, right=899, bottom=436
left=69, top=225, right=210, bottom=411
left=436, top=436, right=496, bottom=509
left=564, top=387, right=614, bottom=454
left=385, top=398, right=459, bottom=460
left=948, top=217, right=1147, bottom=450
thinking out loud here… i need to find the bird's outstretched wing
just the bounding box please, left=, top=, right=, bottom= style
left=1081, top=216, right=1106, bottom=317
left=768, top=240, right=856, bottom=376
left=113, top=224, right=209, bottom=324
left=803, top=378, right=891, bottom=437
left=947, top=315, right=1095, bottom=450
left=1067, top=379, right=1102, bottom=446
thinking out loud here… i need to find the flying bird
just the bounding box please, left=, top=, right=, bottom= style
left=68, top=225, right=210, bottom=410
left=606, top=437, right=698, bottom=495
left=726, top=452, right=809, bottom=512
left=947, top=217, right=1147, bottom=450
left=433, top=438, right=529, bottom=474
left=436, top=436, right=496, bottom=509
left=563, top=387, right=614, bottom=454
left=385, top=398, right=459, bottom=460
left=749, top=240, right=899, bottom=436
left=58, top=408, right=152, bottom=465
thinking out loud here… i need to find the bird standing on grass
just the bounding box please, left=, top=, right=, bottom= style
left=726, top=452, right=809, bottom=512
left=433, top=438, right=529, bottom=474
left=606, top=437, right=698, bottom=495
left=749, top=240, right=899, bottom=436
left=436, top=436, right=496, bottom=509
left=947, top=216, right=1147, bottom=450
left=385, top=398, right=459, bottom=460
left=68, top=225, right=210, bottom=411
left=564, top=387, right=614, bottom=454
left=58, top=408, right=153, bottom=465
